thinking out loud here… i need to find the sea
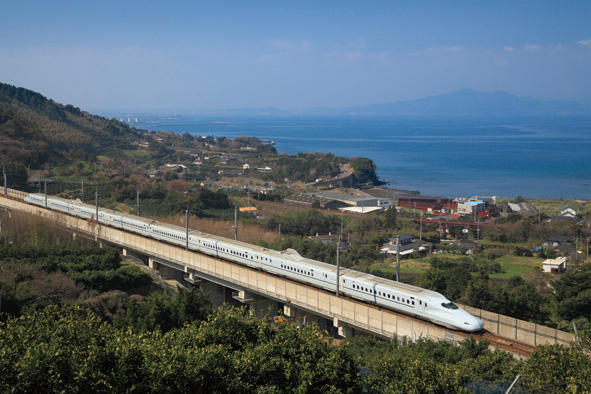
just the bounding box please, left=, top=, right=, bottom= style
left=135, top=115, right=591, bottom=200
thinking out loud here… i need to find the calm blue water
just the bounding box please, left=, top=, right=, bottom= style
left=137, top=115, right=591, bottom=199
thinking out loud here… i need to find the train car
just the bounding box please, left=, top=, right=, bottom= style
left=24, top=193, right=46, bottom=207
left=120, top=213, right=153, bottom=237
left=74, top=202, right=97, bottom=220
left=150, top=221, right=190, bottom=248
left=341, top=271, right=483, bottom=331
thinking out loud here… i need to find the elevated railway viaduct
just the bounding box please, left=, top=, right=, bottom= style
left=0, top=189, right=574, bottom=357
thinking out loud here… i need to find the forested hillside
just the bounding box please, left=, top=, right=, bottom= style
left=0, top=82, right=141, bottom=168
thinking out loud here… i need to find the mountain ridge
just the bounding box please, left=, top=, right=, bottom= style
left=187, top=89, right=591, bottom=117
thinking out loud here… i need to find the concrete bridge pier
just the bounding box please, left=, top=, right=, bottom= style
left=158, top=264, right=185, bottom=282
left=333, top=317, right=353, bottom=338
left=198, top=280, right=227, bottom=308
left=148, top=256, right=159, bottom=270
left=282, top=305, right=328, bottom=329
left=232, top=290, right=279, bottom=318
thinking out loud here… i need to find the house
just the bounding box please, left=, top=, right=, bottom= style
left=451, top=238, right=477, bottom=254
left=543, top=235, right=574, bottom=247
left=507, top=202, right=538, bottom=218
left=239, top=207, right=258, bottom=216
left=457, top=201, right=486, bottom=215
left=542, top=235, right=577, bottom=256
left=542, top=257, right=567, bottom=273
left=257, top=165, right=273, bottom=173
left=560, top=205, right=577, bottom=218
left=550, top=214, right=576, bottom=223
left=146, top=168, right=162, bottom=179
left=380, top=234, right=428, bottom=257
left=283, top=194, right=347, bottom=210
left=243, top=163, right=251, bottom=170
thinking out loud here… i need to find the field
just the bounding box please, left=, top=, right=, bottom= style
left=371, top=253, right=544, bottom=280
left=489, top=255, right=544, bottom=280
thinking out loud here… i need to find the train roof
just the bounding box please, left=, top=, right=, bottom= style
left=343, top=269, right=446, bottom=299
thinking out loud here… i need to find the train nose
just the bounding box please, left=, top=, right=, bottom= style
left=464, top=317, right=484, bottom=332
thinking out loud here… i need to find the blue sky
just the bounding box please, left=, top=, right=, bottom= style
left=1, top=0, right=590, bottom=111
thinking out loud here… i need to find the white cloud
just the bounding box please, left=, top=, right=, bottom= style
left=323, top=50, right=362, bottom=61
left=523, top=44, right=540, bottom=52
left=504, top=46, right=514, bottom=52
left=578, top=39, right=591, bottom=46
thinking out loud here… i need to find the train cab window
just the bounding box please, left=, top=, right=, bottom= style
left=441, top=302, right=459, bottom=310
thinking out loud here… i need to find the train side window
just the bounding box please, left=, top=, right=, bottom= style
left=419, top=300, right=422, bottom=305
left=397, top=297, right=400, bottom=301
left=412, top=301, right=415, bottom=305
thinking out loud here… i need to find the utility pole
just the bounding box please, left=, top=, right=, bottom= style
left=396, top=235, right=400, bottom=282
left=234, top=207, right=238, bottom=241
left=81, top=180, right=84, bottom=202
left=95, top=189, right=98, bottom=221
left=136, top=189, right=140, bottom=216
left=3, top=166, right=6, bottom=198
left=278, top=224, right=281, bottom=235
left=186, top=208, right=189, bottom=251
left=336, top=241, right=341, bottom=297
left=420, top=212, right=423, bottom=241
left=44, top=181, right=48, bottom=209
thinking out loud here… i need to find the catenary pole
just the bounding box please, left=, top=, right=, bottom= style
left=336, top=241, right=341, bottom=297
left=234, top=207, right=238, bottom=241
left=137, top=189, right=140, bottom=216
left=81, top=180, right=84, bottom=202
left=3, top=166, right=6, bottom=198
left=186, top=208, right=189, bottom=251
left=44, top=181, right=47, bottom=209
left=396, top=235, right=400, bottom=282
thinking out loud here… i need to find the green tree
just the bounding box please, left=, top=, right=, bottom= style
left=520, top=343, right=591, bottom=392
left=349, top=157, right=384, bottom=185
left=384, top=205, right=398, bottom=228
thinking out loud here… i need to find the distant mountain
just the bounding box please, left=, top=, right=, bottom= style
left=337, top=90, right=590, bottom=116
left=190, top=90, right=591, bottom=117
left=0, top=82, right=141, bottom=168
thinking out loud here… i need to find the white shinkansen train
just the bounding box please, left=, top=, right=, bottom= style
left=24, top=193, right=484, bottom=332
